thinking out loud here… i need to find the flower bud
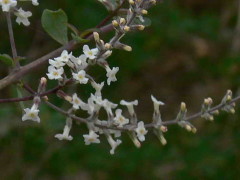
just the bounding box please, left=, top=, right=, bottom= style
left=129, top=0, right=134, bottom=5
left=105, top=43, right=111, bottom=49
left=93, top=32, right=100, bottom=42
left=181, top=102, right=186, bottom=111
left=57, top=90, right=72, bottom=102
left=112, top=20, right=119, bottom=27
left=120, top=18, right=126, bottom=25
left=123, top=26, right=130, bottom=32
left=141, top=9, right=148, bottom=15
left=42, top=96, right=49, bottom=101
left=138, top=25, right=145, bottom=30
left=150, top=0, right=156, bottom=5
left=192, top=127, right=197, bottom=133
left=38, top=77, right=47, bottom=93
left=160, top=136, right=167, bottom=145
left=160, top=125, right=168, bottom=132
left=123, top=45, right=132, bottom=51
left=185, top=124, right=192, bottom=132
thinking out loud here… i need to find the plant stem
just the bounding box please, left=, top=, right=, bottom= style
left=6, top=12, right=19, bottom=68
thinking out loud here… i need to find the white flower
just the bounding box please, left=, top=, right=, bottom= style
left=114, top=109, right=129, bottom=127
left=72, top=70, right=89, bottom=84
left=69, top=54, right=88, bottom=70
left=55, top=50, right=72, bottom=63
left=83, top=130, right=100, bottom=145
left=46, top=66, right=64, bottom=80
left=151, top=95, right=164, bottom=113
left=106, top=66, right=119, bottom=85
left=77, top=54, right=88, bottom=67
left=91, top=81, right=104, bottom=97
left=55, top=119, right=73, bottom=141
left=106, top=134, right=122, bottom=155
left=79, top=94, right=103, bottom=115
left=22, top=105, right=40, bottom=123
left=14, top=8, right=32, bottom=26
left=110, top=130, right=121, bottom=138
left=103, top=99, right=118, bottom=116
left=49, top=59, right=65, bottom=68
left=32, top=0, right=39, bottom=6
left=83, top=45, right=98, bottom=59
left=135, top=121, right=148, bottom=142
left=0, top=0, right=17, bottom=12
left=120, top=100, right=138, bottom=116
left=71, top=93, right=84, bottom=110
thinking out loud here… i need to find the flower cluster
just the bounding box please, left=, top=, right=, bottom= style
left=0, top=0, right=39, bottom=26
left=18, top=0, right=238, bottom=155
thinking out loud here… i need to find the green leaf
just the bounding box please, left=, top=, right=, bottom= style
left=71, top=33, right=90, bottom=44
left=0, top=54, right=13, bottom=66
left=41, top=9, right=68, bottom=45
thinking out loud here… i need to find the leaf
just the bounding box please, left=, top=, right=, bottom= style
left=71, top=33, right=90, bottom=44
left=41, top=9, right=68, bottom=45
left=0, top=54, right=13, bottom=66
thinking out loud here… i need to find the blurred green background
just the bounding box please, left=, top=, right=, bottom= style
left=1, top=0, right=240, bottom=179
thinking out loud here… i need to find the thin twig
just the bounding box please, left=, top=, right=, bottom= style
left=0, top=79, right=73, bottom=103
left=44, top=95, right=240, bottom=131
left=96, top=0, right=126, bottom=28
left=6, top=12, right=19, bottom=68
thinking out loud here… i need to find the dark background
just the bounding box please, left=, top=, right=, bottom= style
left=0, top=0, right=240, bottom=179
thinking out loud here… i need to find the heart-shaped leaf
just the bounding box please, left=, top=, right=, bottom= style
left=41, top=9, right=68, bottom=45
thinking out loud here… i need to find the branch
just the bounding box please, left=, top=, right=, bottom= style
left=0, top=79, right=73, bottom=103
left=6, top=12, right=19, bottom=68
left=44, top=95, right=240, bottom=131
left=96, top=0, right=126, bottom=28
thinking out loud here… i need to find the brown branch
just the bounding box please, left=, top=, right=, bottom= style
left=0, top=79, right=73, bottom=103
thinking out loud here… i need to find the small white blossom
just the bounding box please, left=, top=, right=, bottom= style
left=46, top=66, right=64, bottom=80
left=151, top=95, right=164, bottom=113
left=55, top=50, right=72, bottom=63
left=106, top=66, right=119, bottom=85
left=103, top=99, right=118, bottom=116
left=120, top=100, right=138, bottom=116
left=72, top=70, right=89, bottom=84
left=77, top=54, right=88, bottom=67
left=91, top=81, right=104, bottom=97
left=55, top=118, right=73, bottom=141
left=80, top=94, right=103, bottom=114
left=135, top=121, right=148, bottom=142
left=14, top=8, right=32, bottom=26
left=83, top=45, right=98, bottom=59
left=71, top=93, right=84, bottom=110
left=111, top=130, right=121, bottom=138
left=83, top=130, right=100, bottom=145
left=49, top=59, right=65, bottom=68
left=69, top=54, right=88, bottom=70
left=106, top=134, right=122, bottom=155
left=0, top=0, right=17, bottom=12
left=114, top=109, right=129, bottom=127
left=32, top=0, right=39, bottom=6
left=22, top=105, right=40, bottom=123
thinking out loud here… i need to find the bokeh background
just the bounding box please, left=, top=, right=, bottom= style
left=0, top=0, right=240, bottom=179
